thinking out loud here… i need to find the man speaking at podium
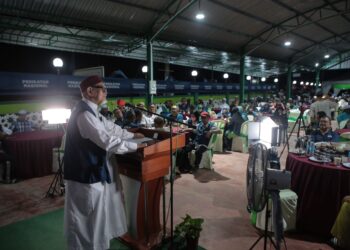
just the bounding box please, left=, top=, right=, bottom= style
left=64, top=75, right=145, bottom=250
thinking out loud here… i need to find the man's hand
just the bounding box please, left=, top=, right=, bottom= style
left=133, top=132, right=145, bottom=139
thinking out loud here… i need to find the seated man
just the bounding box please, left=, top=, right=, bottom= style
left=99, top=103, right=113, bottom=120
left=167, top=105, right=184, bottom=123
left=310, top=116, right=339, bottom=142
left=113, top=108, right=124, bottom=127
left=177, top=112, right=218, bottom=172
left=11, top=110, right=35, bottom=133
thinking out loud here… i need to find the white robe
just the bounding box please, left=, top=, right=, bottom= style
left=64, top=98, right=137, bottom=250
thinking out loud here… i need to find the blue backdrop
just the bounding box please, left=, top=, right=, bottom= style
left=0, top=72, right=277, bottom=96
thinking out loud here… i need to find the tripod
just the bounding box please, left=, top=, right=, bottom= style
left=46, top=149, right=64, bottom=197
left=46, top=125, right=65, bottom=198
left=250, top=197, right=278, bottom=249
left=280, top=109, right=307, bottom=157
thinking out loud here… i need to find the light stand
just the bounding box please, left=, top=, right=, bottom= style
left=125, top=103, right=193, bottom=248
left=279, top=107, right=306, bottom=157
left=42, top=108, right=71, bottom=198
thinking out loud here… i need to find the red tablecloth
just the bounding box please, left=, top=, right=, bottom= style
left=4, top=130, right=63, bottom=179
left=286, top=153, right=350, bottom=237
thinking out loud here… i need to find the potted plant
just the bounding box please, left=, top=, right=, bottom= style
left=174, top=214, right=204, bottom=250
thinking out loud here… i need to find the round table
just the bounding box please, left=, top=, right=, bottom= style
left=4, top=130, right=63, bottom=179
left=286, top=153, right=350, bottom=237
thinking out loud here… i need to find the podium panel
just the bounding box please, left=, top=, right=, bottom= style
left=117, top=128, right=186, bottom=248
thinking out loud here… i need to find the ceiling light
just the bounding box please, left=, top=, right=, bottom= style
left=52, top=58, right=63, bottom=68
left=274, top=78, right=278, bottom=83
left=191, top=70, right=198, bottom=77
left=319, top=83, right=322, bottom=86
left=315, top=62, right=319, bottom=67
left=195, top=13, right=205, bottom=20
left=261, top=77, right=266, bottom=82
left=293, top=80, right=297, bottom=84
left=324, top=54, right=330, bottom=59
left=141, top=65, right=148, bottom=73
left=305, top=82, right=309, bottom=86
left=246, top=75, right=251, bottom=80
left=300, top=81, right=304, bottom=85
left=310, top=82, right=314, bottom=86
left=223, top=73, right=229, bottom=79
left=284, top=41, right=292, bottom=46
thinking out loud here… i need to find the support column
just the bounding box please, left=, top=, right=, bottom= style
left=193, top=92, right=199, bottom=105
left=239, top=55, right=245, bottom=104
left=146, top=40, right=154, bottom=106
left=315, top=68, right=320, bottom=88
left=287, top=65, right=292, bottom=100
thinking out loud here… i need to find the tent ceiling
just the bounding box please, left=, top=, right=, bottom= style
left=0, top=0, right=349, bottom=77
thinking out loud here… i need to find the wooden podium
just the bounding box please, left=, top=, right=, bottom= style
left=116, top=128, right=186, bottom=249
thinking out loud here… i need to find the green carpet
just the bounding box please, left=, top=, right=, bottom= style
left=0, top=209, right=129, bottom=250
left=0, top=209, right=205, bottom=250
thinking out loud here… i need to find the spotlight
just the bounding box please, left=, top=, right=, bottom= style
left=292, top=80, right=297, bottom=84
left=191, top=70, right=198, bottom=77
left=274, top=78, right=278, bottom=83
left=261, top=77, right=266, bottom=82
left=246, top=75, right=251, bottom=80
left=195, top=13, right=205, bottom=20
left=284, top=41, right=291, bottom=46
left=324, top=54, right=330, bottom=59
left=315, top=62, right=319, bottom=67
left=141, top=65, right=148, bottom=73
left=53, top=58, right=63, bottom=68
left=223, top=73, right=229, bottom=79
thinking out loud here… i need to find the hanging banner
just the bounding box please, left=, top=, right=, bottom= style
left=0, top=72, right=276, bottom=96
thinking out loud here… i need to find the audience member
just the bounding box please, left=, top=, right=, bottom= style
left=113, top=108, right=124, bottom=127
left=310, top=116, right=339, bottom=142
left=11, top=110, right=35, bottom=133
left=224, top=107, right=245, bottom=150
left=100, top=103, right=113, bottom=120
left=309, top=90, right=338, bottom=123
left=177, top=111, right=218, bottom=173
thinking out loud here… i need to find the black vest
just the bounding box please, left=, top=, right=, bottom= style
left=64, top=101, right=111, bottom=184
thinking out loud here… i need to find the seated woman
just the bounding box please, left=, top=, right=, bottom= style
left=223, top=107, right=245, bottom=150
left=310, top=116, right=339, bottom=142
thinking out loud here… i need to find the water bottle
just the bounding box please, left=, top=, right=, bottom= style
left=306, top=141, right=310, bottom=155
left=310, top=141, right=315, bottom=155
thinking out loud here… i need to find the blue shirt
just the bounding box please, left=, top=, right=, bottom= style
left=310, top=129, right=339, bottom=143
left=195, top=121, right=216, bottom=145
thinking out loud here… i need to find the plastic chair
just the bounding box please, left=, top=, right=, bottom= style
left=231, top=121, right=249, bottom=153
left=212, top=120, right=225, bottom=153
left=190, top=133, right=218, bottom=170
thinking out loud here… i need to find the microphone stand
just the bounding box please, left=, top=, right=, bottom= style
left=125, top=103, right=193, bottom=248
